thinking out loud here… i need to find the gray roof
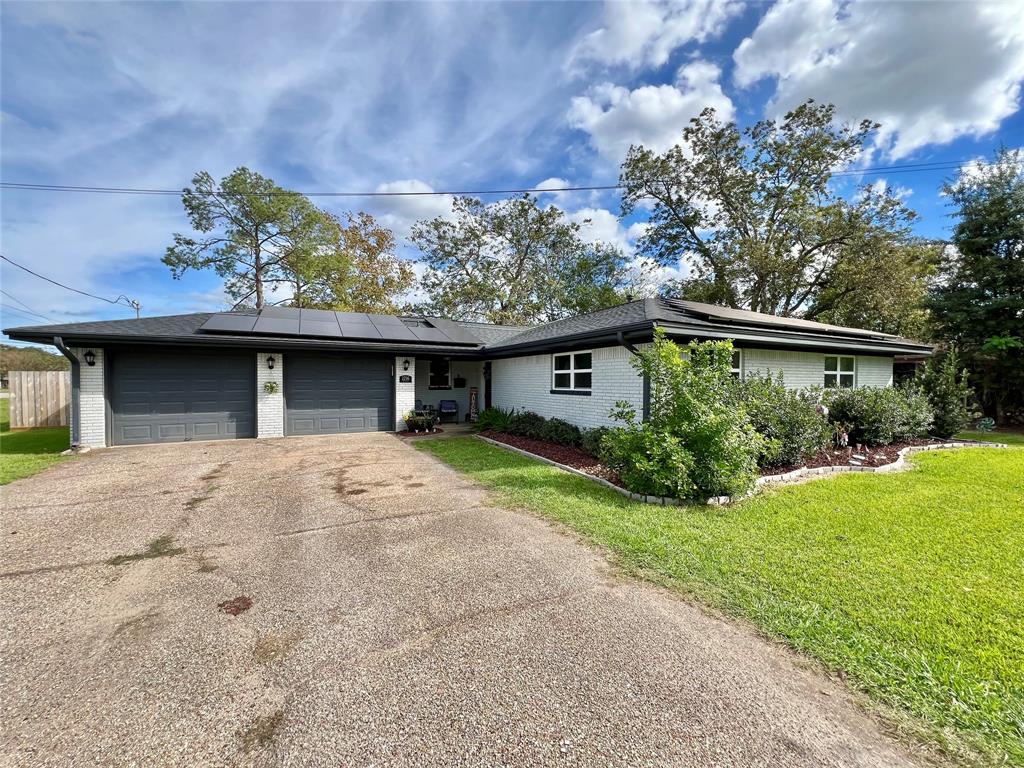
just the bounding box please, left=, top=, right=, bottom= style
left=4, top=298, right=932, bottom=356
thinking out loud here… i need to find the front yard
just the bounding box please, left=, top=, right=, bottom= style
left=418, top=437, right=1024, bottom=766
left=0, top=398, right=70, bottom=485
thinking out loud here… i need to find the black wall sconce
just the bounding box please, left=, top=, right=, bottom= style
left=402, top=359, right=410, bottom=371
left=83, top=350, right=96, bottom=367
left=266, top=355, right=276, bottom=370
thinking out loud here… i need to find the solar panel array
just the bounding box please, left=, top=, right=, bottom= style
left=197, top=308, right=481, bottom=346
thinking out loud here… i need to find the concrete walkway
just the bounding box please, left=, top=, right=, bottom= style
left=0, top=434, right=922, bottom=767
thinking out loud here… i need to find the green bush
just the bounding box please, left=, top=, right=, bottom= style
left=602, top=423, right=695, bottom=498
left=824, top=385, right=934, bottom=445
left=918, top=350, right=972, bottom=438
left=404, top=414, right=437, bottom=432
left=740, top=373, right=830, bottom=468
left=539, top=417, right=582, bottom=447
left=506, top=410, right=547, bottom=439
left=475, top=406, right=514, bottom=432
left=580, top=426, right=611, bottom=459
left=605, top=331, right=761, bottom=499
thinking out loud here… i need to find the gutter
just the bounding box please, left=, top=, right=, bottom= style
left=52, top=336, right=80, bottom=448
left=616, top=330, right=641, bottom=355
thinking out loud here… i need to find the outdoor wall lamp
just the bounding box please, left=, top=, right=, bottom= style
left=402, top=359, right=410, bottom=371
left=266, top=355, right=276, bottom=370
left=83, top=350, right=96, bottom=367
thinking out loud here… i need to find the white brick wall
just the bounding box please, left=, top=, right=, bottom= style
left=71, top=346, right=106, bottom=448
left=395, top=356, right=415, bottom=430
left=856, top=355, right=894, bottom=387
left=742, top=348, right=894, bottom=389
left=491, top=345, right=644, bottom=429
left=256, top=352, right=284, bottom=437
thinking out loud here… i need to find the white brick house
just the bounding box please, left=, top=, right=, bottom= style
left=5, top=299, right=930, bottom=448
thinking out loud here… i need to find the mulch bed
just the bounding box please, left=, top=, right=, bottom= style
left=478, top=431, right=624, bottom=487
left=760, top=437, right=947, bottom=476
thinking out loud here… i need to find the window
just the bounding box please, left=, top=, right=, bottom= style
left=428, top=359, right=451, bottom=389
left=552, top=351, right=592, bottom=391
left=730, top=349, right=743, bottom=380
left=824, top=355, right=855, bottom=388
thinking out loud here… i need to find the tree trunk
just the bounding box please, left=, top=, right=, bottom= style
left=254, top=240, right=264, bottom=309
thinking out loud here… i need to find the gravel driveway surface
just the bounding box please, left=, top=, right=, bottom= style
left=1, top=434, right=923, bottom=767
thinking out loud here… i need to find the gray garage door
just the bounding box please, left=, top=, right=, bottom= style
left=110, top=351, right=255, bottom=445
left=285, top=354, right=393, bottom=435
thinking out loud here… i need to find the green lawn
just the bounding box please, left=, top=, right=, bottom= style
left=0, top=398, right=71, bottom=484
left=417, top=436, right=1024, bottom=765
left=958, top=429, right=1024, bottom=446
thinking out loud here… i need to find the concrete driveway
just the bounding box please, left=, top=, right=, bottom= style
left=1, top=434, right=922, bottom=767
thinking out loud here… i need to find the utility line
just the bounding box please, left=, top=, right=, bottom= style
left=1, top=157, right=1019, bottom=199
left=0, top=253, right=141, bottom=316
left=1, top=304, right=52, bottom=324
left=0, top=290, right=55, bottom=323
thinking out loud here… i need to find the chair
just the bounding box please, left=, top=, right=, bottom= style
left=438, top=399, right=459, bottom=423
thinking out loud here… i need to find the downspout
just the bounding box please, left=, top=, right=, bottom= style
left=53, top=336, right=81, bottom=448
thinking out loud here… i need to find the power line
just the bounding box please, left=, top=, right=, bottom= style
left=1, top=305, right=52, bottom=325
left=0, top=253, right=141, bottom=316
left=1, top=157, right=1018, bottom=199
left=0, top=290, right=56, bottom=323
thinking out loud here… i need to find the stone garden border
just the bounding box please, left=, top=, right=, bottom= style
left=474, top=434, right=1008, bottom=508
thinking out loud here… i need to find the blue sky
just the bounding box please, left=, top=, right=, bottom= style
left=3, top=0, right=1023, bottom=344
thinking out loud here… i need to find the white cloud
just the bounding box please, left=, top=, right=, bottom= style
left=734, top=0, right=1024, bottom=158
left=568, top=60, right=734, bottom=160
left=568, top=0, right=743, bottom=74
left=373, top=179, right=455, bottom=239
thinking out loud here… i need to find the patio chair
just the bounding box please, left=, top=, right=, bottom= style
left=438, top=399, right=459, bottom=423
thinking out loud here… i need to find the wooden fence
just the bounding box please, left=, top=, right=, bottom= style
left=8, top=371, right=71, bottom=428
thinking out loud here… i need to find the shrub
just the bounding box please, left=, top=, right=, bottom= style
left=475, top=406, right=514, bottom=432
left=740, top=373, right=830, bottom=468
left=606, top=331, right=761, bottom=499
left=918, top=350, right=972, bottom=438
left=823, top=385, right=934, bottom=445
left=539, top=417, right=582, bottom=447
left=580, top=426, right=611, bottom=459
left=506, top=410, right=547, bottom=439
left=602, top=423, right=695, bottom=498
left=404, top=414, right=437, bottom=432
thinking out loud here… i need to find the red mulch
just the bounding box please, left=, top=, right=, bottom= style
left=479, top=431, right=624, bottom=487
left=218, top=596, right=253, bottom=616
left=760, top=437, right=947, bottom=476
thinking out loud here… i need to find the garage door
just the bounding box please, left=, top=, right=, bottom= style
left=285, top=354, right=392, bottom=435
left=110, top=351, right=255, bottom=445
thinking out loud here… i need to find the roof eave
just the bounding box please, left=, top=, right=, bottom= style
left=658, top=322, right=933, bottom=356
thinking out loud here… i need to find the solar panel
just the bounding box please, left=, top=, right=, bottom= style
left=259, top=306, right=299, bottom=318
left=336, top=312, right=383, bottom=339
left=253, top=314, right=300, bottom=335
left=368, top=315, right=420, bottom=341
left=409, top=325, right=450, bottom=343
left=198, top=314, right=259, bottom=333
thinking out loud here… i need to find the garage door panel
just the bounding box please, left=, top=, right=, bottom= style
left=285, top=354, right=392, bottom=435
left=111, top=352, right=255, bottom=445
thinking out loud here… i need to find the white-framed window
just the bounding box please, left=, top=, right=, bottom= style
left=824, top=355, right=855, bottom=388
left=730, top=349, right=743, bottom=380
left=428, top=359, right=451, bottom=389
left=552, top=351, right=592, bottom=391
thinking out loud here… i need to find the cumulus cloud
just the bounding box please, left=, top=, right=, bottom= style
left=733, top=0, right=1024, bottom=158
left=372, top=180, right=455, bottom=239
left=568, top=0, right=743, bottom=74
left=567, top=60, right=733, bottom=160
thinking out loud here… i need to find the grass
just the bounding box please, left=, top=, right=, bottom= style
left=0, top=398, right=71, bottom=485
left=417, top=436, right=1024, bottom=765
left=957, top=429, right=1024, bottom=446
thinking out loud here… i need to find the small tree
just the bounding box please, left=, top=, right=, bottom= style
left=918, top=350, right=972, bottom=439
left=604, top=330, right=761, bottom=498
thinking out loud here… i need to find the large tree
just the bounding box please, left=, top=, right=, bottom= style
left=164, top=168, right=410, bottom=312
left=926, top=149, right=1024, bottom=423
left=621, top=101, right=931, bottom=328
left=410, top=194, right=639, bottom=325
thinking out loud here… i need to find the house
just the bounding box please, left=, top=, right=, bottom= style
left=3, top=298, right=932, bottom=449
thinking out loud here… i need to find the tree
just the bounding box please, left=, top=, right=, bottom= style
left=917, top=349, right=971, bottom=439
left=0, top=344, right=69, bottom=376
left=621, top=101, right=930, bottom=327
left=164, top=168, right=410, bottom=313
left=925, top=149, right=1024, bottom=423
left=285, top=212, right=414, bottom=314
left=410, top=194, right=639, bottom=325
